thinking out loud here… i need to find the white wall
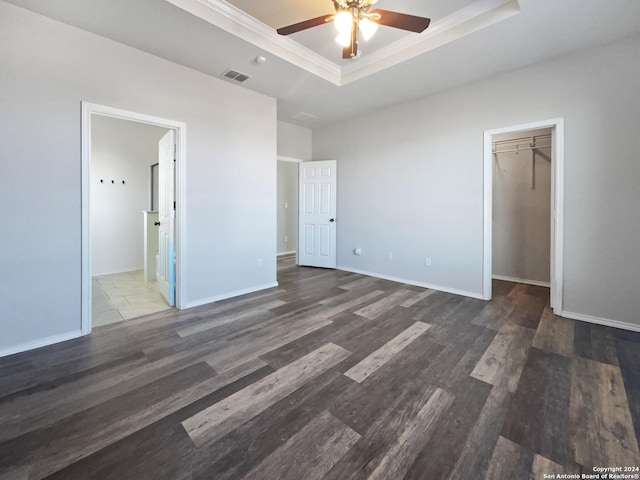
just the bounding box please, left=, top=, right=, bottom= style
left=277, top=161, right=298, bottom=254
left=0, top=1, right=277, bottom=354
left=313, top=34, right=640, bottom=326
left=492, top=128, right=551, bottom=284
left=91, top=115, right=168, bottom=275
left=277, top=121, right=312, bottom=160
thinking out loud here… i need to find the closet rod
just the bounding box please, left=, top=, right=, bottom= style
left=492, top=133, right=551, bottom=146
left=493, top=144, right=552, bottom=155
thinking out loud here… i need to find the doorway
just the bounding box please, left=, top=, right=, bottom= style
left=483, top=118, right=564, bottom=314
left=81, top=103, right=187, bottom=335
left=277, top=157, right=300, bottom=257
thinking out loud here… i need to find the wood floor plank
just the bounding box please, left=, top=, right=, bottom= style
left=500, top=348, right=572, bottom=465
left=353, top=289, right=416, bottom=319
left=366, top=387, right=455, bottom=480
left=317, top=290, right=387, bottom=319
left=470, top=323, right=535, bottom=393
left=344, top=321, right=431, bottom=383
left=616, top=339, right=640, bottom=441
left=530, top=454, right=582, bottom=478
left=400, top=289, right=435, bottom=308
left=470, top=296, right=516, bottom=331
left=0, top=362, right=218, bottom=479
left=241, top=411, right=360, bottom=480
left=191, top=370, right=353, bottom=480
left=404, top=377, right=492, bottom=480
left=176, top=299, right=286, bottom=337
left=330, top=334, right=449, bottom=436
left=447, top=383, right=512, bottom=479
left=573, top=321, right=620, bottom=366
left=182, top=343, right=351, bottom=447
left=532, top=307, right=574, bottom=356
left=503, top=293, right=546, bottom=329
left=205, top=315, right=335, bottom=374
left=484, top=435, right=533, bottom=479
left=569, top=356, right=640, bottom=468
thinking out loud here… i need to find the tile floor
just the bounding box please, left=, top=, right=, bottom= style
left=92, top=270, right=171, bottom=327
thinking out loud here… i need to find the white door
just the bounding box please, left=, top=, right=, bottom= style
left=157, top=130, right=175, bottom=306
left=298, top=160, right=337, bottom=268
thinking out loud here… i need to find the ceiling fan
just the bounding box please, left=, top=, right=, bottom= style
left=276, top=0, right=431, bottom=59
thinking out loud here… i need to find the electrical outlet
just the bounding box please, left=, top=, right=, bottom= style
left=284, top=202, right=288, bottom=208
left=425, top=257, right=432, bottom=267
left=387, top=252, right=393, bottom=261
left=284, top=235, right=288, bottom=243
left=257, top=258, right=263, bottom=268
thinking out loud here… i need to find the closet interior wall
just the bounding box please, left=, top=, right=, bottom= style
left=492, top=127, right=553, bottom=286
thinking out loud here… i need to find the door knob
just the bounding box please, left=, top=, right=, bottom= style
left=154, top=221, right=161, bottom=226
left=329, top=218, right=335, bottom=223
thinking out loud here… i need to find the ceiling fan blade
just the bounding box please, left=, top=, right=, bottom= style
left=277, top=14, right=334, bottom=35
left=370, top=9, right=431, bottom=33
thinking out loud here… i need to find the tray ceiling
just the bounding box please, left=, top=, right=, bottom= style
left=166, top=0, right=522, bottom=85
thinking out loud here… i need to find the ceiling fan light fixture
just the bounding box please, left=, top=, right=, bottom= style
left=335, top=31, right=352, bottom=47
left=359, top=17, right=378, bottom=41
left=334, top=10, right=353, bottom=34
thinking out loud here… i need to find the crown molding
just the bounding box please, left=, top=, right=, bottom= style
left=165, top=0, right=520, bottom=86
left=166, top=0, right=342, bottom=84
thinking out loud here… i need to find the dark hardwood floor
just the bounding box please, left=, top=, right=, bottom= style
left=1, top=254, right=640, bottom=479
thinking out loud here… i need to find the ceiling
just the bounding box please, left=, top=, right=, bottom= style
left=5, top=0, right=640, bottom=128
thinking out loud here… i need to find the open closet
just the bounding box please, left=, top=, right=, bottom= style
left=492, top=128, right=553, bottom=288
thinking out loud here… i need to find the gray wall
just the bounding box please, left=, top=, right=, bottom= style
left=492, top=128, right=552, bottom=284
left=277, top=121, right=312, bottom=160
left=313, top=34, right=640, bottom=326
left=0, top=2, right=277, bottom=353
left=277, top=161, right=299, bottom=254
left=91, top=115, right=168, bottom=275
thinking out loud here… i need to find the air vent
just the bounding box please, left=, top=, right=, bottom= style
left=290, top=112, right=316, bottom=121
left=221, top=68, right=251, bottom=83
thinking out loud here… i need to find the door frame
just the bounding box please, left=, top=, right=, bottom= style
left=482, top=118, right=565, bottom=315
left=277, top=156, right=302, bottom=260
left=81, top=102, right=187, bottom=335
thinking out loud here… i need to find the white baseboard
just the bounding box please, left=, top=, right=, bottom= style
left=183, top=282, right=280, bottom=309
left=337, top=266, right=484, bottom=300
left=277, top=251, right=296, bottom=257
left=0, top=330, right=85, bottom=358
left=492, top=274, right=550, bottom=288
left=92, top=267, right=143, bottom=277
left=561, top=310, right=640, bottom=333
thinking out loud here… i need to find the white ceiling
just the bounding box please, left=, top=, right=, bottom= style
left=5, top=0, right=640, bottom=128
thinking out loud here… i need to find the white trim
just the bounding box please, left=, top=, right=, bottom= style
left=277, top=156, right=303, bottom=163
left=92, top=268, right=144, bottom=277
left=277, top=250, right=296, bottom=256
left=337, top=266, right=484, bottom=300
left=183, top=282, right=279, bottom=309
left=81, top=102, right=187, bottom=336
left=165, top=0, right=519, bottom=86
left=563, top=311, right=640, bottom=333
left=492, top=274, right=550, bottom=288
left=483, top=118, right=565, bottom=315
left=0, top=330, right=83, bottom=358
